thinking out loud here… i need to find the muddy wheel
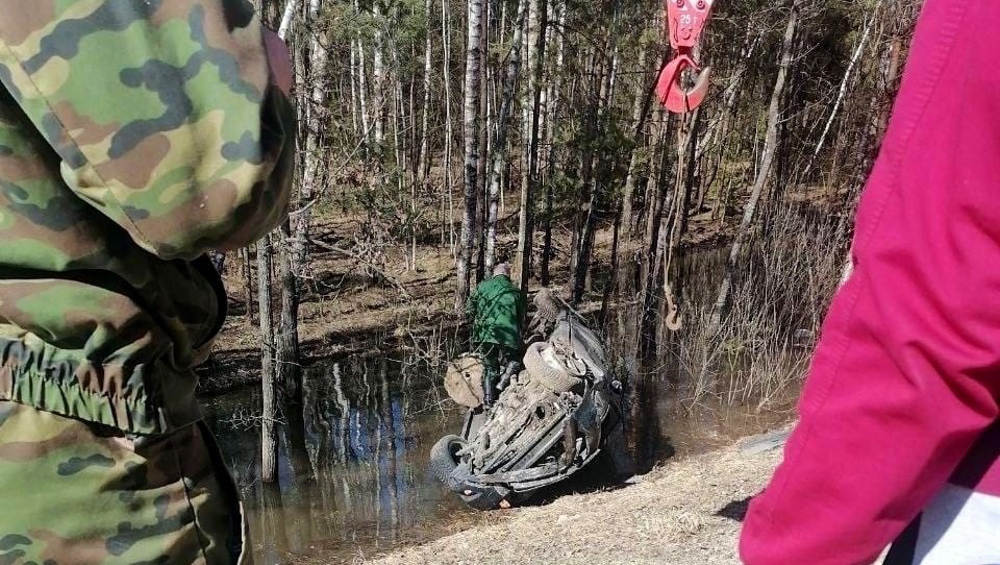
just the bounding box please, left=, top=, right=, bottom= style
left=523, top=342, right=582, bottom=392
left=431, top=436, right=508, bottom=510
left=429, top=435, right=465, bottom=487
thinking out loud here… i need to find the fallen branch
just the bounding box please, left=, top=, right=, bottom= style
left=308, top=238, right=413, bottom=298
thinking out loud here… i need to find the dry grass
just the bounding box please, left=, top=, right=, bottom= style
left=670, top=202, right=847, bottom=408
left=357, top=436, right=786, bottom=565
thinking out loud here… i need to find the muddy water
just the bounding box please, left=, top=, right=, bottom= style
left=201, top=354, right=792, bottom=564
left=201, top=357, right=473, bottom=564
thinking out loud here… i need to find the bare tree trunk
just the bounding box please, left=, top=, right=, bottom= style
left=349, top=33, right=360, bottom=136
left=875, top=3, right=907, bottom=147
left=242, top=246, right=255, bottom=325
left=668, top=109, right=700, bottom=271
left=442, top=0, right=456, bottom=251
left=570, top=29, right=616, bottom=304
left=455, top=0, right=485, bottom=310
left=358, top=41, right=372, bottom=144
left=257, top=235, right=278, bottom=483
left=278, top=0, right=297, bottom=38
left=638, top=110, right=672, bottom=358
left=294, top=0, right=328, bottom=265
left=259, top=0, right=300, bottom=486
left=418, top=0, right=434, bottom=184
left=708, top=0, right=801, bottom=333
left=615, top=40, right=656, bottom=308
left=474, top=3, right=489, bottom=285
left=513, top=0, right=547, bottom=291
left=275, top=224, right=301, bottom=407
left=539, top=0, right=564, bottom=287
left=275, top=0, right=330, bottom=458
left=372, top=1, right=387, bottom=146
left=485, top=0, right=528, bottom=276
left=620, top=48, right=651, bottom=241
left=393, top=76, right=405, bottom=178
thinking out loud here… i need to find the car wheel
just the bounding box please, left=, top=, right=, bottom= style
left=429, top=434, right=465, bottom=488
left=431, top=435, right=510, bottom=510
left=523, top=342, right=583, bottom=392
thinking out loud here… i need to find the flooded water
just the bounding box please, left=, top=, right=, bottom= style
left=201, top=352, right=792, bottom=564
left=202, top=356, right=480, bottom=564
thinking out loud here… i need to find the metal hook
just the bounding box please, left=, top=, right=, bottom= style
left=658, top=0, right=714, bottom=114
left=656, top=54, right=712, bottom=113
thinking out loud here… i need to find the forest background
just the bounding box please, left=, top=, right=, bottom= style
left=208, top=0, right=922, bottom=484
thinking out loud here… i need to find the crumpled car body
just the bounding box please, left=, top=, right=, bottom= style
left=432, top=310, right=629, bottom=510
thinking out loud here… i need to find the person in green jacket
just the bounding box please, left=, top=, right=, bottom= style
left=0, top=2, right=294, bottom=563
left=468, top=263, right=526, bottom=405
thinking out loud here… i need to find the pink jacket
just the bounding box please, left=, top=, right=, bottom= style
left=740, top=0, right=1000, bottom=563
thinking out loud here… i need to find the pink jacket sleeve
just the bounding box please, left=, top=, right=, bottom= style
left=740, top=0, right=1000, bottom=563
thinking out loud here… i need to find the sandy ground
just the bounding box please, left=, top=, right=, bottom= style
left=363, top=433, right=788, bottom=565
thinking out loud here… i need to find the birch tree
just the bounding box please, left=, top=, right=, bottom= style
left=512, top=0, right=547, bottom=290
left=455, top=0, right=485, bottom=309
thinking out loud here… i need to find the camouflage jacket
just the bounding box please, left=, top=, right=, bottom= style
left=0, top=0, right=295, bottom=434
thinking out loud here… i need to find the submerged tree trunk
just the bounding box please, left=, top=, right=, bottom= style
left=276, top=224, right=301, bottom=407
left=257, top=235, right=278, bottom=484
left=259, top=0, right=299, bottom=486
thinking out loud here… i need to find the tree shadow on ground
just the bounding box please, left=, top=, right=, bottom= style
left=715, top=495, right=755, bottom=522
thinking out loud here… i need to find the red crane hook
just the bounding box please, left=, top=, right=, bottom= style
left=656, top=0, right=715, bottom=113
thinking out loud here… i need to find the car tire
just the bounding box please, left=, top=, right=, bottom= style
left=430, top=435, right=509, bottom=510
left=523, top=342, right=582, bottom=392
left=429, top=434, right=465, bottom=488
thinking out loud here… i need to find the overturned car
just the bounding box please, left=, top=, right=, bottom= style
left=431, top=291, right=630, bottom=510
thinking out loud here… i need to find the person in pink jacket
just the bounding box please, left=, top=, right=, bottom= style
left=740, top=0, right=1000, bottom=563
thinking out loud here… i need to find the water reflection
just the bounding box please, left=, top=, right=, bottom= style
left=201, top=356, right=470, bottom=564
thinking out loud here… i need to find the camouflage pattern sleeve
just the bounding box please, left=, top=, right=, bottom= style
left=0, top=0, right=295, bottom=260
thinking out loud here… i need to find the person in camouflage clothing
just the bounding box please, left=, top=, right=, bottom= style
left=0, top=1, right=295, bottom=563
left=468, top=263, right=526, bottom=406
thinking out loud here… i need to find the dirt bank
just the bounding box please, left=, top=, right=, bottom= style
left=351, top=431, right=790, bottom=565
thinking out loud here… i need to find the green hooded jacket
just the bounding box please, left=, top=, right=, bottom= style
left=0, top=0, right=295, bottom=435
left=469, top=275, right=526, bottom=353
